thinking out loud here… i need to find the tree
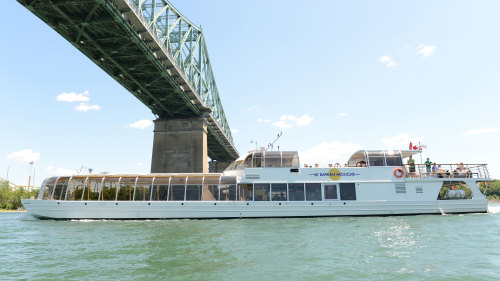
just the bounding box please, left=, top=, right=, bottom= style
left=480, top=180, right=500, bottom=200
left=0, top=180, right=39, bottom=210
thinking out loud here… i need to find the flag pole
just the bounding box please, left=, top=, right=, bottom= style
left=419, top=141, right=423, bottom=165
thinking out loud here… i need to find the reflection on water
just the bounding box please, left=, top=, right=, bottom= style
left=1, top=206, right=500, bottom=280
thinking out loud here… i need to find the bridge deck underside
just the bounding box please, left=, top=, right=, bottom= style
left=20, top=0, right=237, bottom=161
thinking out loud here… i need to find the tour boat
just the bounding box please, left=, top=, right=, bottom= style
left=22, top=149, right=491, bottom=219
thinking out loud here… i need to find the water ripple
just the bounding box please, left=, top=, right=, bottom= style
left=1, top=206, right=500, bottom=280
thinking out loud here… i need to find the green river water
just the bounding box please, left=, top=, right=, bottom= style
left=1, top=205, right=499, bottom=280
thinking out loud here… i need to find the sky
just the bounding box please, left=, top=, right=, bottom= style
left=1, top=0, right=499, bottom=187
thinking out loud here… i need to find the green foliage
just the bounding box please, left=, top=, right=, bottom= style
left=0, top=180, right=39, bottom=210
left=480, top=180, right=500, bottom=200
left=437, top=183, right=472, bottom=200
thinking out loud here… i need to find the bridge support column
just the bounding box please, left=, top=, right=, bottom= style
left=151, top=118, right=208, bottom=173
left=209, top=161, right=232, bottom=173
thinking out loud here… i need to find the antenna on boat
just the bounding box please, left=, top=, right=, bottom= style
left=251, top=140, right=258, bottom=150
left=267, top=132, right=283, bottom=151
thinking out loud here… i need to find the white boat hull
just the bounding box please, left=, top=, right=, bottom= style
left=22, top=199, right=488, bottom=219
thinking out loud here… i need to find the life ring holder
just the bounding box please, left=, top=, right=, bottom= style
left=393, top=167, right=404, bottom=178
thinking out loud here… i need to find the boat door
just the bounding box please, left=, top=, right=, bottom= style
left=323, top=183, right=338, bottom=200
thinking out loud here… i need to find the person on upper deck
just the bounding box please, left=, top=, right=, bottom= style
left=425, top=158, right=432, bottom=174
left=407, top=155, right=416, bottom=175
left=432, top=163, right=438, bottom=173
left=437, top=164, right=447, bottom=178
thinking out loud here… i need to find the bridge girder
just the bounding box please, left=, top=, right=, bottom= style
left=18, top=0, right=238, bottom=162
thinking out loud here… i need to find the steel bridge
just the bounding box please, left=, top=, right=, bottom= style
left=18, top=0, right=239, bottom=169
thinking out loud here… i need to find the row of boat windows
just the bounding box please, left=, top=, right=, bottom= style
left=227, top=151, right=300, bottom=170
left=347, top=151, right=403, bottom=167
left=39, top=176, right=357, bottom=201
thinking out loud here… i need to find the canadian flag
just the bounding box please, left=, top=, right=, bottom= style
left=409, top=142, right=425, bottom=150
left=409, top=142, right=417, bottom=150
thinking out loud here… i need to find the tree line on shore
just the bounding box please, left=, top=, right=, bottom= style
left=0, top=180, right=39, bottom=210
left=480, top=180, right=500, bottom=200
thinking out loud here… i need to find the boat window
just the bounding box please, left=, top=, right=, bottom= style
left=151, top=177, right=170, bottom=201
left=37, top=178, right=48, bottom=199
left=135, top=177, right=153, bottom=201
left=339, top=183, right=356, bottom=200
left=347, top=151, right=367, bottom=167
left=82, top=177, right=103, bottom=200
left=170, top=177, right=186, bottom=201
left=282, top=151, right=299, bottom=167
left=254, top=183, right=270, bottom=201
left=238, top=184, right=253, bottom=201
left=288, top=183, right=305, bottom=201
left=437, top=181, right=472, bottom=200
left=186, top=177, right=203, bottom=201
left=100, top=177, right=119, bottom=201
left=202, top=176, right=220, bottom=201
left=324, top=184, right=338, bottom=200
left=305, top=183, right=322, bottom=201
left=117, top=177, right=136, bottom=201
left=264, top=151, right=281, bottom=167
left=367, top=152, right=385, bottom=167
left=253, top=152, right=263, bottom=168
left=243, top=155, right=253, bottom=168
left=41, top=177, right=57, bottom=200
left=225, top=160, right=245, bottom=171
left=385, top=151, right=403, bottom=166
left=220, top=177, right=237, bottom=201
left=271, top=183, right=287, bottom=201
left=66, top=177, right=86, bottom=201
left=52, top=177, right=70, bottom=200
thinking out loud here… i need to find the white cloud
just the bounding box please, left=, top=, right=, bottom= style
left=417, top=44, right=437, bottom=57
left=295, top=114, right=313, bottom=126
left=75, top=103, right=101, bottom=112
left=273, top=120, right=293, bottom=129
left=137, top=163, right=144, bottom=167
left=125, top=119, right=152, bottom=130
left=6, top=149, right=40, bottom=163
left=45, top=166, right=76, bottom=175
left=379, top=56, right=396, bottom=68
left=462, top=128, right=500, bottom=137
left=273, top=114, right=313, bottom=129
left=300, top=141, right=363, bottom=166
left=382, top=133, right=423, bottom=148
left=57, top=90, right=100, bottom=112
left=257, top=118, right=270, bottom=123
left=56, top=90, right=90, bottom=103
left=231, top=129, right=239, bottom=134
left=338, top=113, right=348, bottom=117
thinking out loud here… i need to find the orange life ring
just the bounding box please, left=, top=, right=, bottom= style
left=393, top=167, right=404, bottom=178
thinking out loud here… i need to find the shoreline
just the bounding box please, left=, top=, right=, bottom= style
left=489, top=199, right=500, bottom=204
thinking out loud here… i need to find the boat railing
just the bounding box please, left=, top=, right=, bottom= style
left=402, top=163, right=490, bottom=179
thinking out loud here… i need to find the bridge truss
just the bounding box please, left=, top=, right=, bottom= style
left=18, top=0, right=238, bottom=161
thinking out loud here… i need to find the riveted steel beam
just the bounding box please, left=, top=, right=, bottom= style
left=17, top=0, right=238, bottom=161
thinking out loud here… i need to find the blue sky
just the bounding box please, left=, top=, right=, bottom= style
left=1, top=0, right=499, bottom=186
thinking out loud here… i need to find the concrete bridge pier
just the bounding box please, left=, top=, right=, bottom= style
left=151, top=118, right=208, bottom=173
left=208, top=160, right=232, bottom=173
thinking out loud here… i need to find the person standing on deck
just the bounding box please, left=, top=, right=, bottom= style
left=425, top=158, right=432, bottom=174
left=408, top=155, right=416, bottom=175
